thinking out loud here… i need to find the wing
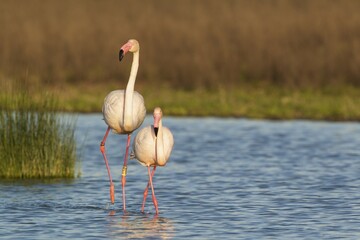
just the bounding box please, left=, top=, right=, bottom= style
left=132, top=91, right=147, bottom=131
left=102, top=90, right=125, bottom=133
left=133, top=126, right=156, bottom=166
left=162, top=127, right=174, bottom=161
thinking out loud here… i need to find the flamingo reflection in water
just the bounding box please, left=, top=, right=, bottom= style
left=107, top=211, right=175, bottom=239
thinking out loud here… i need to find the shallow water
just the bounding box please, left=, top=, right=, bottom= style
left=1, top=114, right=360, bottom=239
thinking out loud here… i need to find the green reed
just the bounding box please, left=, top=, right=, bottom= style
left=0, top=89, right=77, bottom=179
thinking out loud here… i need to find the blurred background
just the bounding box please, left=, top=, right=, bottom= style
left=1, top=0, right=359, bottom=118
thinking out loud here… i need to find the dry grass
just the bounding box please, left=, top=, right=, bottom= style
left=1, top=0, right=360, bottom=90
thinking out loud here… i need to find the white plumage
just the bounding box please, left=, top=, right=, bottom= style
left=132, top=107, right=174, bottom=214
left=102, top=90, right=146, bottom=134
left=133, top=118, right=174, bottom=167
left=99, top=39, right=146, bottom=211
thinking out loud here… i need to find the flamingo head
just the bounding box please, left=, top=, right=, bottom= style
left=153, top=107, right=163, bottom=137
left=119, top=39, right=140, bottom=61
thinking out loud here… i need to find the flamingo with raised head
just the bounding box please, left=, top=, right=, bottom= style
left=132, top=107, right=174, bottom=214
left=100, top=39, right=146, bottom=212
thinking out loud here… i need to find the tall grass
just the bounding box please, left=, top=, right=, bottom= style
left=0, top=1, right=359, bottom=120
left=0, top=0, right=359, bottom=89
left=0, top=85, right=77, bottom=178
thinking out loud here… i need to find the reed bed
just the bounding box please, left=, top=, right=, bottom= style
left=0, top=86, right=77, bottom=179
left=1, top=0, right=360, bottom=89
left=0, top=0, right=359, bottom=120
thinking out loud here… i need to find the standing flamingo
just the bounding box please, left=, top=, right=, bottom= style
left=100, top=39, right=146, bottom=212
left=132, top=107, right=174, bottom=214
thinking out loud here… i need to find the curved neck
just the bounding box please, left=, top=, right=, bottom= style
left=155, top=119, right=166, bottom=165
left=123, top=50, right=139, bottom=131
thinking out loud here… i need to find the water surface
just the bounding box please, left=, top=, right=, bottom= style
left=1, top=115, right=360, bottom=239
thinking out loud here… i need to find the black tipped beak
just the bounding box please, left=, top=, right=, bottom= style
left=119, top=49, right=124, bottom=61
left=154, top=127, right=159, bottom=137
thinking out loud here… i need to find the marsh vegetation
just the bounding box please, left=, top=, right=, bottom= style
left=0, top=83, right=77, bottom=178
left=0, top=0, right=359, bottom=119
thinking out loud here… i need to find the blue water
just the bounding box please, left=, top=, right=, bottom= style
left=1, top=114, right=360, bottom=239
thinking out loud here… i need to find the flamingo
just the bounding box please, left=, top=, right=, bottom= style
left=132, top=107, right=174, bottom=214
left=100, top=39, right=146, bottom=212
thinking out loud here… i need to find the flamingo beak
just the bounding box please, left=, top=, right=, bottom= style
left=119, top=49, right=124, bottom=61
left=153, top=109, right=161, bottom=137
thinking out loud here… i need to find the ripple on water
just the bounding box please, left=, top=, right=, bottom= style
left=1, top=116, right=360, bottom=239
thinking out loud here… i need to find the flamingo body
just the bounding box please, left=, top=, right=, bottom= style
left=133, top=124, right=174, bottom=167
left=103, top=89, right=146, bottom=134
left=132, top=107, right=174, bottom=214
left=99, top=39, right=145, bottom=211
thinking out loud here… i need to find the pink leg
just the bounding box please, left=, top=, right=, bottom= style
left=121, top=134, right=131, bottom=212
left=147, top=166, right=159, bottom=214
left=141, top=166, right=156, bottom=213
left=100, top=126, right=115, bottom=204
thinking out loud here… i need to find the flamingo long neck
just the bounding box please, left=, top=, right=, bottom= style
left=155, top=120, right=166, bottom=166
left=123, top=50, right=139, bottom=131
